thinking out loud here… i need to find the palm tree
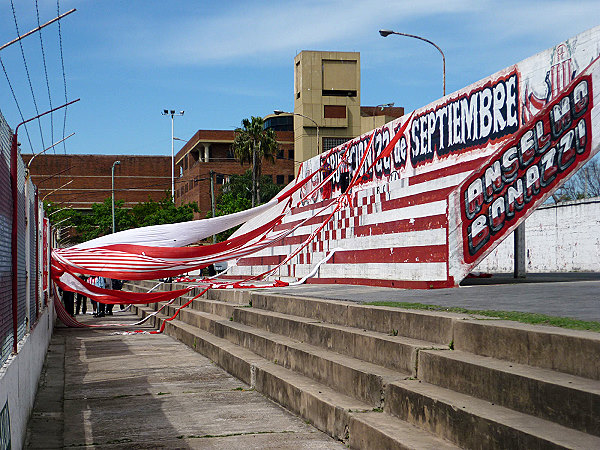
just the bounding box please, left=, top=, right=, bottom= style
left=232, top=116, right=278, bottom=207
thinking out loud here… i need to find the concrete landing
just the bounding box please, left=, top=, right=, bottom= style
left=25, top=311, right=343, bottom=449
left=264, top=274, right=600, bottom=321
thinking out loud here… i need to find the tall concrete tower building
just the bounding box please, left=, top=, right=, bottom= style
left=293, top=51, right=361, bottom=171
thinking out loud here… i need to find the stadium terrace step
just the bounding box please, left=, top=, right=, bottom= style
left=157, top=304, right=408, bottom=406
left=130, top=285, right=600, bottom=448
left=207, top=288, right=600, bottom=380
left=231, top=306, right=447, bottom=375
left=452, top=319, right=600, bottom=380
left=134, top=307, right=457, bottom=448
left=222, top=291, right=462, bottom=344
left=417, top=349, right=600, bottom=436
left=349, top=412, right=460, bottom=450
left=385, top=379, right=600, bottom=450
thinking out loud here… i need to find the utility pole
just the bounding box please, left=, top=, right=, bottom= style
left=252, top=140, right=256, bottom=208
left=210, top=170, right=216, bottom=244
left=112, top=160, right=121, bottom=234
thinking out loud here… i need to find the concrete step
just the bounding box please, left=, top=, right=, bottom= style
left=164, top=294, right=447, bottom=376
left=452, top=319, right=600, bottom=380
left=212, top=290, right=461, bottom=345
left=134, top=304, right=458, bottom=449
left=156, top=294, right=600, bottom=435
left=418, top=349, right=600, bottom=436
left=158, top=302, right=409, bottom=407
left=131, top=288, right=600, bottom=448
left=207, top=289, right=600, bottom=380
left=386, top=379, right=600, bottom=450
left=229, top=302, right=447, bottom=376
left=349, top=412, right=459, bottom=450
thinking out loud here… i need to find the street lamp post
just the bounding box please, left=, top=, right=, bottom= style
left=274, top=109, right=320, bottom=154
left=372, top=102, right=394, bottom=129
left=162, top=109, right=185, bottom=202
left=379, top=29, right=445, bottom=97
left=111, top=160, right=121, bottom=234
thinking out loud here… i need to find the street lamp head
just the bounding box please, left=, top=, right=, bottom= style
left=379, top=29, right=394, bottom=37
left=115, top=160, right=121, bottom=165
left=170, top=110, right=175, bottom=115
left=380, top=102, right=394, bottom=109
left=163, top=109, right=168, bottom=115
left=180, top=110, right=184, bottom=115
left=273, top=109, right=287, bottom=115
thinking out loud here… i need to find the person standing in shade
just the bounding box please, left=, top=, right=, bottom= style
left=110, top=278, right=125, bottom=312
left=76, top=275, right=88, bottom=315
left=89, top=276, right=98, bottom=315
left=93, top=276, right=106, bottom=317
left=62, top=288, right=75, bottom=317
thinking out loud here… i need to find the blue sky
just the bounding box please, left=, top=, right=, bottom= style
left=0, top=0, right=599, bottom=156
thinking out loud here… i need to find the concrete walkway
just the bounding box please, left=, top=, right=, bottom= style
left=25, top=310, right=343, bottom=449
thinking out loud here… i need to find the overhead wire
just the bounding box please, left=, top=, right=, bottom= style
left=36, top=0, right=55, bottom=151
left=57, top=0, right=69, bottom=154
left=10, top=0, right=45, bottom=152
left=0, top=56, right=35, bottom=152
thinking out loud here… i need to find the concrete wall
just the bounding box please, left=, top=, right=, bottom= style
left=0, top=301, right=54, bottom=450
left=230, top=26, right=600, bottom=288
left=475, top=197, right=600, bottom=273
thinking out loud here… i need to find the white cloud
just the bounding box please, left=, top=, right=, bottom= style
left=109, top=0, right=479, bottom=66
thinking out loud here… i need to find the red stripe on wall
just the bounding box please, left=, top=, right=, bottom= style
left=238, top=254, right=286, bottom=266
left=305, top=276, right=455, bottom=289
left=331, top=245, right=447, bottom=264
left=353, top=214, right=447, bottom=237
left=408, top=155, right=489, bottom=185
left=273, top=212, right=330, bottom=232
left=381, top=187, right=453, bottom=211
left=291, top=198, right=336, bottom=214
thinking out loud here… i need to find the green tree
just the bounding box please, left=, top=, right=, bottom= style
left=131, top=196, right=199, bottom=227
left=209, top=169, right=282, bottom=241
left=232, top=116, right=278, bottom=207
left=45, top=195, right=199, bottom=245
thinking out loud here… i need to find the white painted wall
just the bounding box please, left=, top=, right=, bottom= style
left=0, top=301, right=55, bottom=450
left=475, top=197, right=600, bottom=273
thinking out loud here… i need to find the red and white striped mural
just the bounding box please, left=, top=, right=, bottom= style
left=230, top=26, right=600, bottom=288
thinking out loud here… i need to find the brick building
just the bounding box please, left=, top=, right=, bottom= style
left=22, top=153, right=171, bottom=210
left=174, top=130, right=295, bottom=216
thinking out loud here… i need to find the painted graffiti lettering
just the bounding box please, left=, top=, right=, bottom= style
left=462, top=77, right=592, bottom=263
left=412, top=72, right=519, bottom=166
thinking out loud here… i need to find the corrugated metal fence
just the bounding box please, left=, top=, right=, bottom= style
left=0, top=110, right=49, bottom=367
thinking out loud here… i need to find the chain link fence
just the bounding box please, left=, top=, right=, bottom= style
left=0, top=110, right=49, bottom=367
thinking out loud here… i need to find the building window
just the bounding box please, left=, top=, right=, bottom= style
left=277, top=149, right=284, bottom=159
left=184, top=156, right=188, bottom=170
left=288, top=149, right=294, bottom=159
left=276, top=175, right=284, bottom=185
left=322, top=89, right=357, bottom=97
left=288, top=175, right=294, bottom=183
left=322, top=137, right=350, bottom=153
left=324, top=105, right=346, bottom=119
